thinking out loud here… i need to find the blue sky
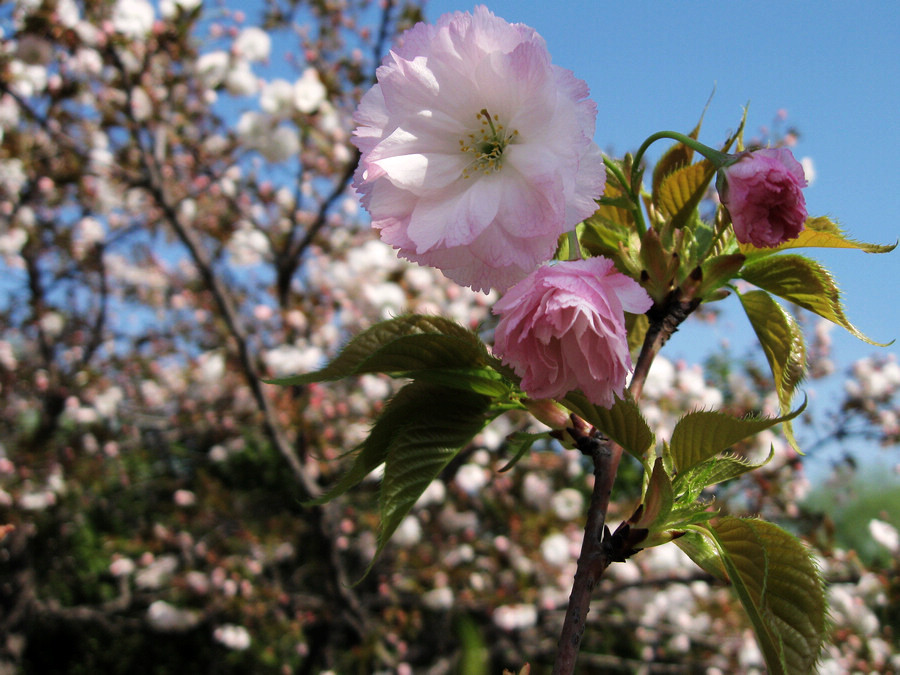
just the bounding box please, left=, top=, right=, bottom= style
left=426, top=0, right=899, bottom=368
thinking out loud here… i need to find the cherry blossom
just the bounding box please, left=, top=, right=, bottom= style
left=492, top=257, right=652, bottom=407
left=352, top=6, right=605, bottom=292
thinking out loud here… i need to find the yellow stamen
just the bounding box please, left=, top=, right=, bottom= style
left=460, top=108, right=518, bottom=180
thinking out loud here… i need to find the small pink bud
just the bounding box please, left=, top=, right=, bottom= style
left=717, top=148, right=808, bottom=248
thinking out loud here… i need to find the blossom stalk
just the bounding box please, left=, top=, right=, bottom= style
left=630, top=130, right=731, bottom=189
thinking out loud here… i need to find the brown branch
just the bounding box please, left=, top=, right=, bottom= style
left=79, top=241, right=109, bottom=368
left=630, top=287, right=701, bottom=401
left=277, top=148, right=360, bottom=305
left=101, top=40, right=314, bottom=496
left=22, top=241, right=54, bottom=368
left=552, top=427, right=621, bottom=675
left=141, top=166, right=316, bottom=494
left=554, top=282, right=703, bottom=674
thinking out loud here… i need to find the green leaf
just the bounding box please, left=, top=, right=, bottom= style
left=374, top=385, right=495, bottom=573
left=673, top=447, right=774, bottom=498
left=737, top=290, right=806, bottom=451
left=402, top=366, right=514, bottom=398
left=709, top=517, right=827, bottom=674
left=498, top=431, right=548, bottom=472
left=657, top=159, right=717, bottom=230
left=303, top=382, right=439, bottom=506
left=739, top=254, right=891, bottom=346
left=669, top=404, right=804, bottom=474
left=740, top=216, right=896, bottom=256
left=665, top=500, right=718, bottom=529
left=631, top=457, right=674, bottom=531
left=266, top=315, right=490, bottom=385
left=589, top=173, right=635, bottom=233
left=582, top=207, right=642, bottom=275
left=675, top=530, right=727, bottom=581
left=626, top=312, right=650, bottom=357
left=562, top=392, right=655, bottom=460
left=455, top=616, right=489, bottom=675
left=697, top=253, right=745, bottom=300
left=686, top=220, right=717, bottom=262
left=639, top=227, right=680, bottom=302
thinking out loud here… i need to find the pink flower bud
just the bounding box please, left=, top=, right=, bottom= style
left=717, top=148, right=808, bottom=248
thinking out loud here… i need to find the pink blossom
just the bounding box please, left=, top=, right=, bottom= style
left=492, top=257, right=652, bottom=407
left=351, top=6, right=604, bottom=293
left=493, top=603, right=538, bottom=631
left=717, top=148, right=808, bottom=248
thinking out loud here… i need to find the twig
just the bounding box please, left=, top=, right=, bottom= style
left=553, top=284, right=702, bottom=673
left=552, top=425, right=621, bottom=675
left=631, top=288, right=700, bottom=401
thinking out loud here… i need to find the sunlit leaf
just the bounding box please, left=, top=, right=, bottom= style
left=740, top=216, right=896, bottom=256
left=665, top=500, right=718, bottom=528
left=737, top=290, right=806, bottom=451
left=591, top=166, right=635, bottom=232
left=639, top=227, right=679, bottom=301
left=673, top=447, right=774, bottom=497
left=709, top=517, right=827, bottom=674
left=638, top=496, right=717, bottom=548
left=402, top=366, right=514, bottom=398
left=631, top=457, right=674, bottom=531
left=562, top=392, right=654, bottom=460
left=626, top=311, right=649, bottom=357
left=698, top=253, right=744, bottom=300
left=556, top=228, right=588, bottom=262
left=669, top=404, right=804, bottom=474
left=687, top=220, right=717, bottom=261
left=266, top=314, right=490, bottom=385
left=651, top=116, right=702, bottom=200
left=583, top=184, right=641, bottom=274
left=657, top=159, right=716, bottom=229
left=739, top=254, right=890, bottom=346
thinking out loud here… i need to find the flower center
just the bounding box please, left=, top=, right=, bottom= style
left=459, top=108, right=518, bottom=179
